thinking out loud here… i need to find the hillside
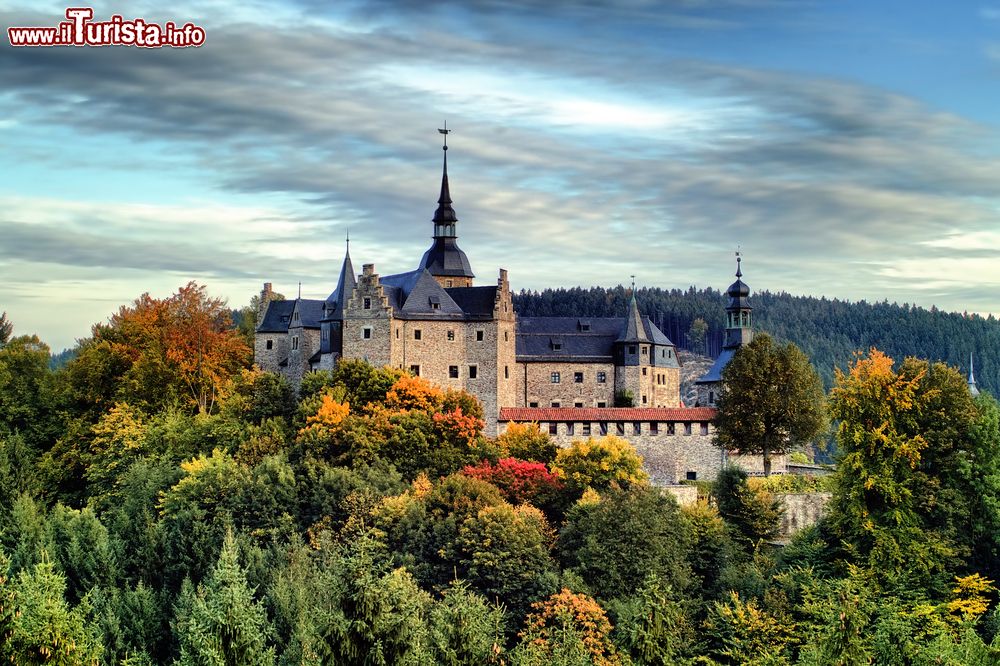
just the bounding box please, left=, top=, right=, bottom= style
left=513, top=286, right=999, bottom=393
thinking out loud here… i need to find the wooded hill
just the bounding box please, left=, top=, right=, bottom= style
left=513, top=286, right=997, bottom=392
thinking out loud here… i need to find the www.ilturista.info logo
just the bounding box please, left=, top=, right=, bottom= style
left=8, top=8, right=205, bottom=48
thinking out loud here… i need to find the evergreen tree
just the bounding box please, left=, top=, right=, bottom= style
left=173, top=530, right=276, bottom=666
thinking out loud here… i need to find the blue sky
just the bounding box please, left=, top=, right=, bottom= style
left=2, top=0, right=1000, bottom=350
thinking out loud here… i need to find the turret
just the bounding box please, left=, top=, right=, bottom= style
left=724, top=255, right=753, bottom=350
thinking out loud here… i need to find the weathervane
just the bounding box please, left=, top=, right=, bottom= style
left=439, top=121, right=450, bottom=151
left=735, top=246, right=742, bottom=278
left=630, top=275, right=636, bottom=292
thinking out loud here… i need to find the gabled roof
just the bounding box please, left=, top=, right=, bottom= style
left=400, top=271, right=464, bottom=316
left=290, top=299, right=325, bottom=329
left=499, top=407, right=716, bottom=422
left=379, top=268, right=484, bottom=319
left=257, top=299, right=295, bottom=333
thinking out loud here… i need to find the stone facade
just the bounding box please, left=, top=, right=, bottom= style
left=253, top=141, right=784, bottom=483
left=776, top=492, right=831, bottom=538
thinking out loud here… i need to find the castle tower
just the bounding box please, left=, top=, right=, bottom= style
left=724, top=255, right=752, bottom=350
left=969, top=353, right=980, bottom=397
left=418, top=125, right=475, bottom=288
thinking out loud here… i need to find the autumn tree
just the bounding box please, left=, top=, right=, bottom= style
left=551, top=435, right=648, bottom=495
left=714, top=333, right=827, bottom=476
left=69, top=282, right=250, bottom=415
left=513, top=589, right=622, bottom=666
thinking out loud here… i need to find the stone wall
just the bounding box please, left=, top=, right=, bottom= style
left=519, top=361, right=617, bottom=408
left=254, top=331, right=287, bottom=374
left=663, top=484, right=698, bottom=507
left=776, top=492, right=831, bottom=537
left=342, top=264, right=394, bottom=367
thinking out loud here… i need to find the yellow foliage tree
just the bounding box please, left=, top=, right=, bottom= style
left=551, top=435, right=648, bottom=493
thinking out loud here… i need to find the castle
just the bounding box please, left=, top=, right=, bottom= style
left=255, top=134, right=781, bottom=483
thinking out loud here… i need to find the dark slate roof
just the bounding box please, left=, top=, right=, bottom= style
left=446, top=286, right=498, bottom=318
left=499, top=407, right=716, bottom=422
left=257, top=300, right=295, bottom=333
left=292, top=299, right=326, bottom=329
left=308, top=350, right=322, bottom=363
left=379, top=269, right=485, bottom=320
left=696, top=348, right=735, bottom=384
left=323, top=248, right=356, bottom=322
left=418, top=237, right=475, bottom=278
left=517, top=316, right=675, bottom=362
left=617, top=295, right=650, bottom=343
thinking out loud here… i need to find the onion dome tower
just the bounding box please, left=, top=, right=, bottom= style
left=723, top=255, right=753, bottom=350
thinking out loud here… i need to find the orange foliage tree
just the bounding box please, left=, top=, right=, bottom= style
left=517, top=588, right=622, bottom=666
left=96, top=281, right=250, bottom=413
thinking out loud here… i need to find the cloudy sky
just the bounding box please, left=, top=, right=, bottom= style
left=2, top=1, right=1000, bottom=350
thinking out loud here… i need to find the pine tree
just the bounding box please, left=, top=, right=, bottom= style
left=173, top=530, right=276, bottom=666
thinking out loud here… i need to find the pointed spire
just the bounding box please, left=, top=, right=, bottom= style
left=325, top=238, right=357, bottom=320
left=618, top=288, right=649, bottom=343
left=433, top=122, right=458, bottom=228
left=969, top=353, right=980, bottom=397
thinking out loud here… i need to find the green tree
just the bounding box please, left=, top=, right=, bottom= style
left=611, top=575, right=693, bottom=665
left=2, top=553, right=104, bottom=665
left=429, top=580, right=506, bottom=665
left=173, top=530, right=276, bottom=666
left=0, top=311, right=12, bottom=346
left=687, top=317, right=708, bottom=355
left=558, top=485, right=693, bottom=602
left=713, top=466, right=783, bottom=550
left=0, top=334, right=56, bottom=445
left=714, top=333, right=827, bottom=476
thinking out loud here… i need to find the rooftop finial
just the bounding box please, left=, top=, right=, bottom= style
left=439, top=120, right=449, bottom=151
left=735, top=248, right=743, bottom=278
left=630, top=274, right=636, bottom=293
left=298, top=282, right=302, bottom=299
left=346, top=227, right=350, bottom=252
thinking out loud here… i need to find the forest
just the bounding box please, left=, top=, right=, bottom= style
left=3, top=282, right=1000, bottom=664
left=513, top=286, right=998, bottom=393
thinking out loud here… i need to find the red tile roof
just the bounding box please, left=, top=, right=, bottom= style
left=498, top=407, right=717, bottom=422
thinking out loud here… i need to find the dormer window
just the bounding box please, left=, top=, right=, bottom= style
left=429, top=296, right=440, bottom=310
left=578, top=320, right=591, bottom=332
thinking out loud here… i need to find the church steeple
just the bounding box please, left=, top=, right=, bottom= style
left=969, top=353, right=980, bottom=397
left=724, top=253, right=753, bottom=350
left=418, top=124, right=475, bottom=287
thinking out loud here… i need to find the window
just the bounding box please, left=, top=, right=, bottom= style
left=446, top=279, right=453, bottom=287
left=599, top=422, right=608, bottom=435
left=549, top=423, right=558, bottom=435
left=686, top=471, right=698, bottom=481
left=396, top=328, right=400, bottom=339
left=414, top=329, right=422, bottom=340
left=265, top=339, right=273, bottom=350
left=649, top=422, right=659, bottom=434
left=574, top=402, right=583, bottom=408
left=642, top=394, right=648, bottom=404
left=476, top=330, right=484, bottom=341
left=667, top=423, right=675, bottom=435
left=363, top=327, right=372, bottom=339
left=409, top=365, right=420, bottom=376
left=701, top=423, right=709, bottom=436
left=574, top=372, right=584, bottom=383
left=322, top=328, right=329, bottom=341
left=668, top=349, right=673, bottom=358
left=633, top=422, right=641, bottom=435
left=363, top=297, right=371, bottom=310
left=469, top=365, right=478, bottom=379
left=504, top=366, right=509, bottom=379
left=567, top=423, right=575, bottom=435
left=642, top=367, right=647, bottom=376
left=641, top=346, right=648, bottom=354
left=582, top=423, right=592, bottom=436
left=709, top=391, right=715, bottom=404
left=449, top=366, right=459, bottom=378
left=447, top=330, right=455, bottom=341
left=552, top=342, right=563, bottom=351
left=293, top=311, right=300, bottom=322
left=431, top=302, right=440, bottom=310
left=616, top=422, right=625, bottom=435
left=597, top=371, right=607, bottom=383
left=529, top=401, right=539, bottom=408
left=292, top=336, right=299, bottom=351
left=504, top=331, right=509, bottom=341
left=551, top=401, right=560, bottom=408
left=684, top=423, right=692, bottom=436
left=551, top=372, right=561, bottom=383
left=597, top=401, right=607, bottom=408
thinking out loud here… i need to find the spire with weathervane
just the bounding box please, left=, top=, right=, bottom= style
left=418, top=123, right=475, bottom=288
